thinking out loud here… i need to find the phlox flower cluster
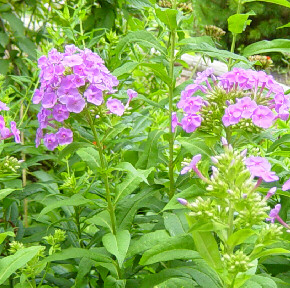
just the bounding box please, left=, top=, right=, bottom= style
left=0, top=101, right=20, bottom=143
left=33, top=45, right=122, bottom=150
left=174, top=68, right=289, bottom=133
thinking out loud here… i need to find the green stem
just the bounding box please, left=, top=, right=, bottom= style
left=168, top=6, right=177, bottom=199
left=229, top=273, right=237, bottom=288
left=227, top=203, right=234, bottom=254
left=228, top=0, right=242, bottom=70
left=86, top=110, right=117, bottom=235
left=37, top=263, right=50, bottom=288
left=75, top=206, right=83, bottom=247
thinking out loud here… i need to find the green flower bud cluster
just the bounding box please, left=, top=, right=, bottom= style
left=235, top=193, right=269, bottom=227
left=44, top=229, right=66, bottom=255
left=9, top=241, right=24, bottom=254
left=207, top=148, right=253, bottom=200
left=231, top=118, right=262, bottom=133
left=256, top=223, right=283, bottom=245
left=0, top=156, right=21, bottom=174
left=222, top=250, right=254, bottom=274
left=187, top=196, right=219, bottom=221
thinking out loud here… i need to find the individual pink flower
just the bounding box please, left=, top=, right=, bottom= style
left=10, top=121, right=20, bottom=143
left=106, top=97, right=125, bottom=116
left=181, top=154, right=202, bottom=175
left=251, top=105, right=275, bottom=129
left=181, top=114, right=202, bottom=133
left=43, top=133, right=58, bottom=151
left=265, top=187, right=277, bottom=200
left=236, top=97, right=257, bottom=119
left=56, top=127, right=73, bottom=145
left=282, top=178, right=290, bottom=191
left=222, top=104, right=242, bottom=126
left=266, top=204, right=289, bottom=229
left=0, top=101, right=9, bottom=111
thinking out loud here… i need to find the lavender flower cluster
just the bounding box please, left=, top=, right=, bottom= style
left=0, top=101, right=20, bottom=143
left=174, top=68, right=289, bottom=133
left=33, top=45, right=133, bottom=151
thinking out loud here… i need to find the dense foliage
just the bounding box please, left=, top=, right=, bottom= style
left=0, top=0, right=290, bottom=287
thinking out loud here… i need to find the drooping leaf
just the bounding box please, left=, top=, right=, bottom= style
left=163, top=212, right=189, bottom=236
left=0, top=246, right=43, bottom=285
left=102, top=230, right=131, bottom=267
left=38, top=194, right=93, bottom=217
left=43, top=247, right=112, bottom=263
left=243, top=39, right=290, bottom=57
left=250, top=248, right=290, bottom=260
left=177, top=136, right=212, bottom=158
left=76, top=147, right=100, bottom=171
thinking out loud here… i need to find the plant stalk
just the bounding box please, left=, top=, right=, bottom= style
left=168, top=8, right=177, bottom=200
left=86, top=110, right=117, bottom=235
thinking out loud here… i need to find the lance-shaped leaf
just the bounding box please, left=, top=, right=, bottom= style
left=0, top=246, right=43, bottom=285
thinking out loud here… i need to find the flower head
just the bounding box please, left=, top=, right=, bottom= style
left=106, top=98, right=125, bottom=116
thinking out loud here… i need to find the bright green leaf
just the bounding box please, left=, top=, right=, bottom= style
left=243, top=39, right=290, bottom=57
left=102, top=230, right=131, bottom=267
left=156, top=8, right=178, bottom=29
left=0, top=246, right=43, bottom=285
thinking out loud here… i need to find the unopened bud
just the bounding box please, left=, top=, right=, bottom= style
left=177, top=198, right=188, bottom=206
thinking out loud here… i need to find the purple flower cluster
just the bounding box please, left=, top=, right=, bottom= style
left=173, top=85, right=207, bottom=133
left=177, top=68, right=289, bottom=133
left=223, top=97, right=275, bottom=129
left=0, top=116, right=20, bottom=143
left=245, top=156, right=278, bottom=182
left=33, top=45, right=119, bottom=150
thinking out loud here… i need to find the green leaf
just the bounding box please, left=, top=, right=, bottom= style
left=242, top=0, right=290, bottom=8
left=0, top=246, right=43, bottom=285
left=139, top=234, right=200, bottom=265
left=43, top=247, right=111, bottom=263
left=127, top=0, right=153, bottom=9
left=277, top=22, right=290, bottom=29
left=156, top=8, right=178, bottom=29
left=102, top=230, right=131, bottom=267
left=139, top=63, right=171, bottom=85
left=86, top=210, right=112, bottom=232
left=140, top=264, right=222, bottom=288
left=177, top=136, right=212, bottom=158
left=163, top=212, right=189, bottom=236
left=1, top=12, right=24, bottom=36
left=243, top=39, right=290, bottom=57
left=227, top=229, right=256, bottom=247
left=136, top=130, right=164, bottom=169
left=58, top=142, right=91, bottom=161
left=190, top=231, right=223, bottom=270
left=104, top=276, right=126, bottom=288
left=0, top=231, right=14, bottom=244
left=178, top=42, right=249, bottom=64
left=0, top=32, right=9, bottom=47
left=267, top=134, right=290, bottom=152
left=116, top=187, right=160, bottom=230
left=188, top=220, right=228, bottom=232
left=114, top=167, right=153, bottom=203
left=39, top=194, right=92, bottom=217
left=242, top=275, right=278, bottom=288
left=0, top=59, right=9, bottom=74
left=0, top=188, right=17, bottom=201
left=250, top=248, right=290, bottom=260
left=112, top=61, right=139, bottom=77
left=228, top=13, right=255, bottom=34
left=128, top=230, right=171, bottom=257
left=16, top=37, right=37, bottom=60
left=76, top=147, right=100, bottom=170
left=115, top=30, right=166, bottom=57
left=164, top=184, right=206, bottom=210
